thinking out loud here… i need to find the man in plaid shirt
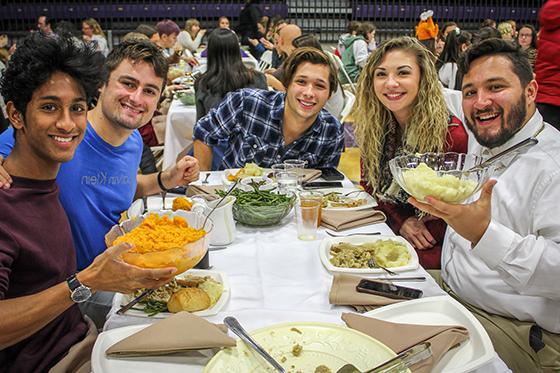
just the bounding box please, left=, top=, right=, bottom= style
left=193, top=47, right=344, bottom=170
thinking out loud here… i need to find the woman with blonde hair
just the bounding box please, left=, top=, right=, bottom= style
left=177, top=18, right=206, bottom=52
left=82, top=18, right=109, bottom=56
left=353, top=36, right=467, bottom=269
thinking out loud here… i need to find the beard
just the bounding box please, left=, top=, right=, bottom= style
left=465, top=94, right=527, bottom=149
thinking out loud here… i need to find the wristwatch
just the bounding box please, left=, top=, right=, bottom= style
left=66, top=273, right=92, bottom=303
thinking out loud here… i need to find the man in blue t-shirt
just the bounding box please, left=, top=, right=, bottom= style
left=0, top=39, right=200, bottom=327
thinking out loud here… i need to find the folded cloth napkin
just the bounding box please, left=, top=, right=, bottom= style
left=105, top=312, right=236, bottom=357
left=302, top=168, right=322, bottom=183
left=342, top=312, right=469, bottom=373
left=321, top=208, right=386, bottom=231
left=186, top=185, right=225, bottom=198
left=329, top=274, right=403, bottom=312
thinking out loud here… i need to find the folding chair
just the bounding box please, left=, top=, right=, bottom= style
left=258, top=50, right=273, bottom=71
left=326, top=51, right=356, bottom=94
left=340, top=91, right=356, bottom=123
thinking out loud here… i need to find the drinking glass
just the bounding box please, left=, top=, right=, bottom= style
left=295, top=198, right=321, bottom=240
left=276, top=170, right=299, bottom=195
left=284, top=159, right=307, bottom=185
left=271, top=163, right=289, bottom=179
left=298, top=191, right=323, bottom=227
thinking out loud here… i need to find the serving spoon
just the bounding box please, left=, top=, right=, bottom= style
left=336, top=342, right=431, bottom=373
left=467, top=137, right=538, bottom=172
left=224, top=316, right=286, bottom=373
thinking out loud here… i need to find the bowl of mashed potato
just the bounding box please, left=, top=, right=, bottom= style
left=389, top=152, right=493, bottom=204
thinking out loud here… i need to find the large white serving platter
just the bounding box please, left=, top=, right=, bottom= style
left=319, top=235, right=419, bottom=274
left=204, top=322, right=398, bottom=372
left=117, top=269, right=230, bottom=318
left=364, top=296, right=496, bottom=373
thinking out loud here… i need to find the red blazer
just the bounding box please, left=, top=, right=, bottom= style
left=535, top=0, right=560, bottom=107
left=360, top=116, right=468, bottom=269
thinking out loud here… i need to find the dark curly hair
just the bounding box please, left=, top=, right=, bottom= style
left=458, top=38, right=533, bottom=87
left=0, top=33, right=103, bottom=117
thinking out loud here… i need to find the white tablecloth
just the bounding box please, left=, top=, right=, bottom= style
left=105, top=172, right=510, bottom=373
left=163, top=99, right=196, bottom=169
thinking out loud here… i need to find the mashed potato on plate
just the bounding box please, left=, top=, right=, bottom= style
left=402, top=163, right=478, bottom=203
left=329, top=240, right=411, bottom=268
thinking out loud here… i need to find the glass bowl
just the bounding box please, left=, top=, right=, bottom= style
left=389, top=152, right=493, bottom=204
left=233, top=199, right=294, bottom=226
left=105, top=211, right=212, bottom=273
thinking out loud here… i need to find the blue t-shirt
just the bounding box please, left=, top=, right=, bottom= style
left=0, top=123, right=143, bottom=270
left=0, top=126, right=14, bottom=157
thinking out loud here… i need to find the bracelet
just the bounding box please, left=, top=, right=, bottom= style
left=157, top=171, right=169, bottom=191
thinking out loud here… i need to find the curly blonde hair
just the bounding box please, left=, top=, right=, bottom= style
left=352, top=36, right=449, bottom=193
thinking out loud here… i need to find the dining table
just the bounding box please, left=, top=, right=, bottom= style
left=162, top=98, right=196, bottom=170
left=103, top=171, right=511, bottom=373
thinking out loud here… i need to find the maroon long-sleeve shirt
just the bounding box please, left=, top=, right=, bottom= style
left=0, top=176, right=87, bottom=373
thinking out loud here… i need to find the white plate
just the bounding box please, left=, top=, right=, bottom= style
left=320, top=188, right=377, bottom=211
left=92, top=324, right=209, bottom=373
left=319, top=235, right=419, bottom=274
left=127, top=194, right=189, bottom=218
left=364, top=296, right=496, bottom=373
left=221, top=168, right=271, bottom=185
left=204, top=322, right=397, bottom=372
left=117, top=269, right=230, bottom=318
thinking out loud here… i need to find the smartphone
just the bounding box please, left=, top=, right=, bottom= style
left=318, top=167, right=345, bottom=181
left=303, top=181, right=344, bottom=189
left=356, top=279, right=423, bottom=300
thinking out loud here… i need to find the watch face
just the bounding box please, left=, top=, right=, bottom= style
left=71, top=286, right=92, bottom=303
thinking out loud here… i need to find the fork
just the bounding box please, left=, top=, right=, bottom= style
left=342, top=190, right=367, bottom=197
left=367, top=258, right=397, bottom=276
left=202, top=172, right=211, bottom=184
left=160, top=191, right=168, bottom=210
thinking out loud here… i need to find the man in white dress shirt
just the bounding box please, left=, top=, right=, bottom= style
left=410, top=38, right=560, bottom=372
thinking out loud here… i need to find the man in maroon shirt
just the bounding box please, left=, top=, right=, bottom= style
left=0, top=34, right=177, bottom=372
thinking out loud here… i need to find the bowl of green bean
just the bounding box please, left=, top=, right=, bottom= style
left=217, top=184, right=295, bottom=226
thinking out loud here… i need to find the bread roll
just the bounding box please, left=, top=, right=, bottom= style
left=167, top=288, right=211, bottom=313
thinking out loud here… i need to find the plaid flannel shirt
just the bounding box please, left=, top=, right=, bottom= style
left=193, top=89, right=344, bottom=170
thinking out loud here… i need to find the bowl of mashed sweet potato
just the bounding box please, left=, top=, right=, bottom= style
left=105, top=211, right=212, bottom=273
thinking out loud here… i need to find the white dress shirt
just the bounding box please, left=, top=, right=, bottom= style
left=442, top=110, right=560, bottom=333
